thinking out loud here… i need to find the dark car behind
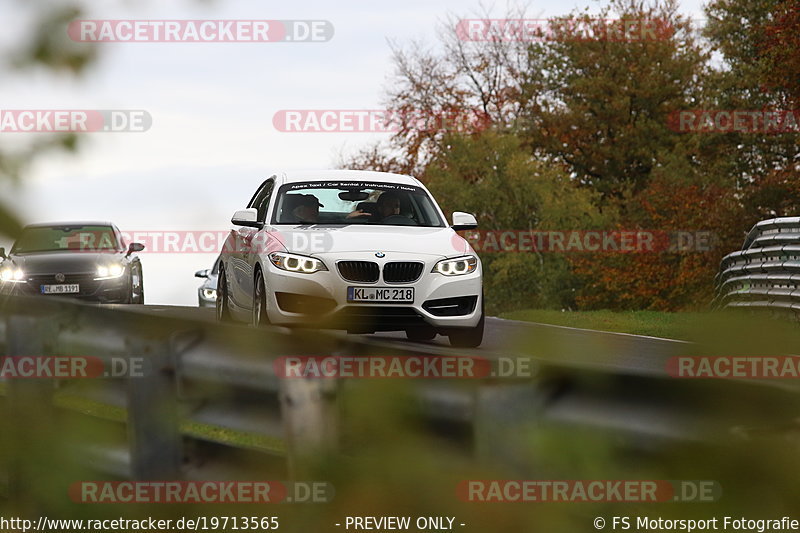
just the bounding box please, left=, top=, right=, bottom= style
left=0, top=222, right=145, bottom=304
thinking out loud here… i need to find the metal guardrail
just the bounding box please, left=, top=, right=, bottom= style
left=0, top=297, right=325, bottom=482
left=2, top=295, right=799, bottom=488
left=713, top=217, right=800, bottom=313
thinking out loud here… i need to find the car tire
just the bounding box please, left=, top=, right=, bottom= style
left=131, top=264, right=144, bottom=305
left=252, top=268, right=270, bottom=327
left=216, top=265, right=233, bottom=322
left=406, top=326, right=437, bottom=341
left=448, top=304, right=484, bottom=348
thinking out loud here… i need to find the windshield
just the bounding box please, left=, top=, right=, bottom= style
left=11, top=225, right=120, bottom=254
left=270, top=181, right=445, bottom=227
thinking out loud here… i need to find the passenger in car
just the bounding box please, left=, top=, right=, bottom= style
left=346, top=201, right=378, bottom=219
left=345, top=191, right=403, bottom=222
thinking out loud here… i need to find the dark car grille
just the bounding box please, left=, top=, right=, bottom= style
left=383, top=262, right=424, bottom=283
left=337, top=261, right=379, bottom=283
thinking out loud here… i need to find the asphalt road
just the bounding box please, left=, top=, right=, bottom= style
left=116, top=304, right=690, bottom=377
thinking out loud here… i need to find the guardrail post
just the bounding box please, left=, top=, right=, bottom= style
left=278, top=375, right=338, bottom=479
left=125, top=337, right=181, bottom=480
left=474, top=380, right=542, bottom=471
left=4, top=315, right=55, bottom=507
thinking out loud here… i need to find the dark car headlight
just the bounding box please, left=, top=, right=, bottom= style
left=95, top=263, right=125, bottom=280
left=0, top=267, right=26, bottom=283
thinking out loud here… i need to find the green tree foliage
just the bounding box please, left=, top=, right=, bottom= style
left=760, top=0, right=800, bottom=105
left=424, top=132, right=610, bottom=311
left=517, top=0, right=710, bottom=202
left=704, top=0, right=800, bottom=220
left=339, top=0, right=798, bottom=311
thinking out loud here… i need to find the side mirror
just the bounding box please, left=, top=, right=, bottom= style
left=195, top=269, right=210, bottom=278
left=451, top=211, right=478, bottom=231
left=231, top=208, right=262, bottom=228
left=127, top=242, right=145, bottom=256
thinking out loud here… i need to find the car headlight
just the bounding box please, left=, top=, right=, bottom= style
left=269, top=252, right=328, bottom=274
left=0, top=267, right=26, bottom=282
left=95, top=263, right=125, bottom=280
left=202, top=288, right=217, bottom=301
left=432, top=255, right=478, bottom=276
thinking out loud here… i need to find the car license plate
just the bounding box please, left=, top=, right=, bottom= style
left=347, top=286, right=414, bottom=303
left=41, top=284, right=80, bottom=294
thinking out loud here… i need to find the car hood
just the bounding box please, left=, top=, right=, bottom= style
left=269, top=225, right=473, bottom=257
left=5, top=252, right=125, bottom=274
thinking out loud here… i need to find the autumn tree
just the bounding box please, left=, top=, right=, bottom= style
left=424, top=132, right=609, bottom=311
left=340, top=4, right=536, bottom=174
left=513, top=0, right=710, bottom=203
left=704, top=0, right=800, bottom=220
left=340, top=0, right=796, bottom=311
left=760, top=0, right=800, bottom=105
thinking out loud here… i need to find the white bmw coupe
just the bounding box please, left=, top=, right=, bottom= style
left=217, top=170, right=483, bottom=347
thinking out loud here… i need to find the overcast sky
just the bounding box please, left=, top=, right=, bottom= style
left=0, top=0, right=706, bottom=306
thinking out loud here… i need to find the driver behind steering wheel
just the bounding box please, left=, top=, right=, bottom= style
left=375, top=191, right=401, bottom=221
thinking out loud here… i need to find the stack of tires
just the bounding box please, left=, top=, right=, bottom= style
left=713, top=217, right=800, bottom=316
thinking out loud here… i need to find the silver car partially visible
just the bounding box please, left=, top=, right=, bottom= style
left=195, top=255, right=220, bottom=307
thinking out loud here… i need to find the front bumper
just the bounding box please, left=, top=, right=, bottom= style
left=261, top=252, right=482, bottom=331
left=1, top=273, right=130, bottom=303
